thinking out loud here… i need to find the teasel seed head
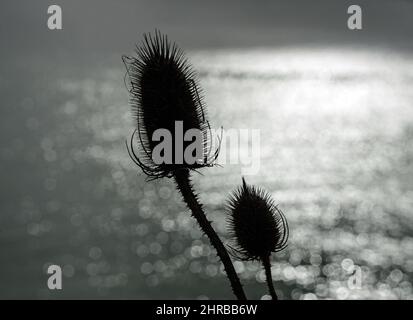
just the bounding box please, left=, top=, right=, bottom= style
left=226, top=178, right=289, bottom=261
left=122, top=31, right=219, bottom=179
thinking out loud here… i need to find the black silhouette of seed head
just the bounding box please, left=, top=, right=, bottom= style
left=227, top=178, right=289, bottom=261
left=122, top=31, right=219, bottom=179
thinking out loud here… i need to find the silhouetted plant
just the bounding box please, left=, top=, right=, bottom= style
left=227, top=178, right=289, bottom=300
left=123, top=31, right=246, bottom=300
left=122, top=31, right=219, bottom=179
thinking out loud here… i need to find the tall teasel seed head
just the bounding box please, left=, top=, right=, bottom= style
left=122, top=31, right=219, bottom=179
left=227, top=178, right=289, bottom=261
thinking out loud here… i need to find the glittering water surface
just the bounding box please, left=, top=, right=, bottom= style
left=0, top=48, right=412, bottom=299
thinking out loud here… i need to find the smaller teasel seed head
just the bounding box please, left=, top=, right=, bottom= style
left=122, top=30, right=219, bottom=179
left=226, top=178, right=289, bottom=261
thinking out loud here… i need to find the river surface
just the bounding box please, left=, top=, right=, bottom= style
left=0, top=47, right=412, bottom=299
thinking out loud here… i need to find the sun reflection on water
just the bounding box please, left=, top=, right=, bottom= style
left=1, top=47, right=412, bottom=299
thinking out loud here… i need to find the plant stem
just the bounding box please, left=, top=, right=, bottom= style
left=174, top=169, right=247, bottom=300
left=262, top=255, right=278, bottom=300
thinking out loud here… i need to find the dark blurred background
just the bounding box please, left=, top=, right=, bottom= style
left=0, top=0, right=412, bottom=299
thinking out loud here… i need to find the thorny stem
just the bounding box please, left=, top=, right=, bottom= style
left=262, top=255, right=278, bottom=300
left=174, top=169, right=247, bottom=300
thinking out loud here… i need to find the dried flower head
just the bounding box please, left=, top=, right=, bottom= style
left=122, top=31, right=219, bottom=179
left=227, top=178, right=289, bottom=261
